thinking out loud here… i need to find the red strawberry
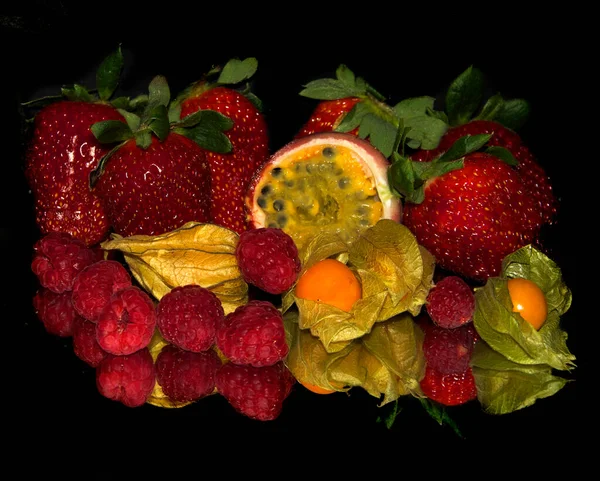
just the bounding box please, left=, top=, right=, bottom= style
left=391, top=140, right=543, bottom=281
left=420, top=366, right=478, bottom=407
left=410, top=67, right=557, bottom=225
left=23, top=48, right=127, bottom=246
left=296, top=97, right=360, bottom=138
left=176, top=58, right=269, bottom=234
left=429, top=120, right=557, bottom=225
left=93, top=133, right=211, bottom=237
left=25, top=101, right=124, bottom=246
left=296, top=65, right=404, bottom=158
left=90, top=75, right=236, bottom=238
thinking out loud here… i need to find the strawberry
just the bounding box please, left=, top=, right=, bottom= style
left=173, top=58, right=269, bottom=234
left=295, top=64, right=447, bottom=158
left=296, top=97, right=361, bottom=137
left=410, top=67, right=558, bottom=225
left=90, top=75, right=233, bottom=238
left=390, top=135, right=543, bottom=282
left=24, top=48, right=127, bottom=246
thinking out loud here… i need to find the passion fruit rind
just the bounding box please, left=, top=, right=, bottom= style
left=245, top=132, right=402, bottom=251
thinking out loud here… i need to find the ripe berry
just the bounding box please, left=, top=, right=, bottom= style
left=32, top=288, right=81, bottom=337
left=72, top=317, right=108, bottom=368
left=421, top=320, right=476, bottom=374
left=236, top=227, right=301, bottom=295
left=420, top=366, right=478, bottom=407
left=215, top=361, right=295, bottom=421
left=96, top=286, right=156, bottom=356
left=156, top=285, right=224, bottom=352
left=71, top=260, right=132, bottom=322
left=96, top=348, right=155, bottom=408
left=216, top=300, right=289, bottom=367
left=155, top=345, right=221, bottom=403
left=31, top=232, right=101, bottom=293
left=426, top=275, right=475, bottom=329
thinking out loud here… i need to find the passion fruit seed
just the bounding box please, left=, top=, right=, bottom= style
left=251, top=144, right=384, bottom=247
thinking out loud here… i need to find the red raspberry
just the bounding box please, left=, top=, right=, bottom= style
left=96, top=348, right=155, bottom=408
left=236, top=227, right=301, bottom=294
left=155, top=344, right=221, bottom=403
left=216, top=300, right=289, bottom=367
left=96, top=286, right=156, bottom=356
left=426, top=275, right=475, bottom=329
left=31, top=232, right=101, bottom=293
left=32, top=288, right=81, bottom=337
left=72, top=316, right=108, bottom=367
left=215, top=361, right=296, bottom=421
left=71, top=260, right=132, bottom=322
left=156, top=285, right=224, bottom=352
left=421, top=320, right=476, bottom=375
left=420, top=366, right=478, bottom=407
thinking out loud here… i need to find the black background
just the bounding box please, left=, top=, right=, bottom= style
left=3, top=3, right=580, bottom=473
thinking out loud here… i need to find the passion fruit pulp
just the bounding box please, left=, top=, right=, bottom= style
left=245, top=132, right=401, bottom=250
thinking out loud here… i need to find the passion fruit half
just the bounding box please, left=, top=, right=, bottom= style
left=245, top=132, right=401, bottom=250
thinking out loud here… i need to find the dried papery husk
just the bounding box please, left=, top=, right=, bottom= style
left=101, top=222, right=248, bottom=314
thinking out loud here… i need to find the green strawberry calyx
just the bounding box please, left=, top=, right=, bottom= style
left=89, top=74, right=233, bottom=188
left=171, top=57, right=263, bottom=111
left=388, top=132, right=493, bottom=204
left=22, top=45, right=145, bottom=113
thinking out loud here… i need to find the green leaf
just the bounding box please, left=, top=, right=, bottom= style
left=486, top=146, right=518, bottom=166
left=299, top=78, right=366, bottom=100
left=446, top=66, right=485, bottom=126
left=147, top=105, right=170, bottom=141
left=135, top=130, right=152, bottom=149
left=376, top=400, right=402, bottom=429
left=147, top=75, right=171, bottom=110
left=335, top=103, right=365, bottom=132
left=495, top=99, right=530, bottom=130
left=476, top=93, right=505, bottom=121
left=388, top=154, right=417, bottom=198
left=393, top=96, right=436, bottom=118
left=117, top=108, right=141, bottom=132
left=217, top=57, right=258, bottom=85
left=110, top=96, right=131, bottom=110
left=437, top=133, right=492, bottom=162
left=61, top=84, right=93, bottom=102
left=393, top=97, right=448, bottom=150
left=91, top=119, right=132, bottom=144
left=175, top=109, right=233, bottom=153
left=419, top=399, right=464, bottom=438
left=96, top=45, right=124, bottom=101
left=357, top=113, right=397, bottom=158
left=336, top=64, right=356, bottom=87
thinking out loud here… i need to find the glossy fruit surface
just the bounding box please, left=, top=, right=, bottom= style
left=507, top=277, right=548, bottom=330
left=246, top=132, right=401, bottom=250
left=295, top=258, right=361, bottom=312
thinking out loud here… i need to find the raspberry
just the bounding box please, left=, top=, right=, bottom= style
left=215, top=361, right=295, bottom=421
left=156, top=285, right=224, bottom=352
left=426, top=275, right=475, bottom=328
left=72, top=316, right=108, bottom=367
left=216, top=300, right=289, bottom=367
left=96, top=348, right=156, bottom=408
left=421, top=320, right=476, bottom=374
left=31, top=232, right=101, bottom=293
left=420, top=366, right=478, bottom=407
left=236, top=227, right=301, bottom=294
left=155, top=344, right=221, bottom=403
left=96, top=286, right=156, bottom=356
left=32, top=288, right=81, bottom=337
left=71, top=260, right=132, bottom=322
